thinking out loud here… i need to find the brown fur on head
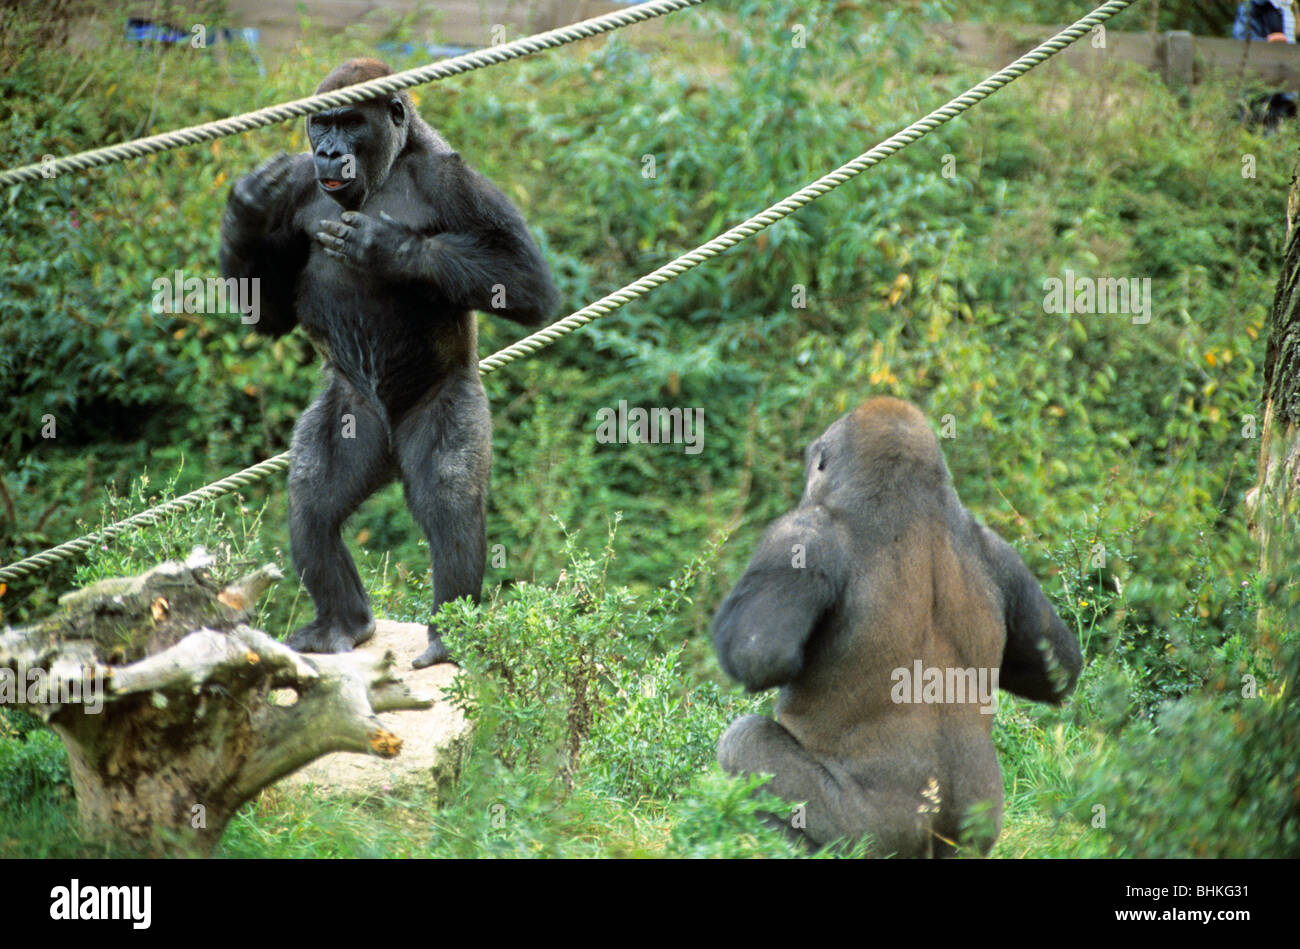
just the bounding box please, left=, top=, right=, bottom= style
left=315, top=58, right=416, bottom=114
left=803, top=395, right=950, bottom=513
left=848, top=396, right=945, bottom=472
left=311, top=58, right=445, bottom=156
left=316, top=58, right=395, bottom=95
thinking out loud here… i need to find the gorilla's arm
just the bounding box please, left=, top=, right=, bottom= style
left=976, top=524, right=1083, bottom=704
left=219, top=153, right=313, bottom=338
left=315, top=152, right=558, bottom=326
left=713, top=507, right=847, bottom=692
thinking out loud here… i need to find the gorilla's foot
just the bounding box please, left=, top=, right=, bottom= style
left=287, top=618, right=375, bottom=654
left=349, top=620, right=376, bottom=647
left=412, top=628, right=452, bottom=669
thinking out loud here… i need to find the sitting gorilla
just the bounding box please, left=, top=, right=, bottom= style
left=712, top=397, right=1082, bottom=856
left=220, top=59, right=558, bottom=669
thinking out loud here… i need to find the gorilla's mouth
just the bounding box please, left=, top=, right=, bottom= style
left=319, top=178, right=350, bottom=192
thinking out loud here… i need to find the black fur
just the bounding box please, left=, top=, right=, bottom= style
left=219, top=59, right=558, bottom=669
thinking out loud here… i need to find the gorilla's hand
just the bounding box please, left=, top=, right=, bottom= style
left=226, top=152, right=296, bottom=234
left=315, top=210, right=412, bottom=272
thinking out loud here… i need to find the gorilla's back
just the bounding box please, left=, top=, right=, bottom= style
left=775, top=495, right=1005, bottom=803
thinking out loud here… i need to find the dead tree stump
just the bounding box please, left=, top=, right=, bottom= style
left=0, top=547, right=432, bottom=854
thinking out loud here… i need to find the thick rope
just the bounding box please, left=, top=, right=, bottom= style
left=0, top=0, right=1136, bottom=584
left=480, top=0, right=1134, bottom=374
left=0, top=0, right=705, bottom=188
left=0, top=453, right=294, bottom=584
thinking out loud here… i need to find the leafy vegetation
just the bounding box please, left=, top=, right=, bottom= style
left=1, top=0, right=1295, bottom=857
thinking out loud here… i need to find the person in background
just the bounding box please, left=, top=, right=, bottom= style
left=1232, top=1, right=1299, bottom=133
left=1233, top=0, right=1297, bottom=42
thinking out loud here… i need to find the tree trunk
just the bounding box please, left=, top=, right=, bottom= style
left=1256, top=179, right=1300, bottom=634
left=1249, top=170, right=1300, bottom=853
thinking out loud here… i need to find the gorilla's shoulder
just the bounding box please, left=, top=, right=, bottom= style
left=397, top=145, right=466, bottom=195
left=410, top=147, right=521, bottom=226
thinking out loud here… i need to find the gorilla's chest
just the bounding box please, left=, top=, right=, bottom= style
left=293, top=194, right=472, bottom=420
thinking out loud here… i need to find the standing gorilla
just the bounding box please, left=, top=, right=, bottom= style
left=220, top=59, right=558, bottom=669
left=712, top=397, right=1082, bottom=856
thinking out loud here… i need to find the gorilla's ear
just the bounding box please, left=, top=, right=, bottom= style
left=388, top=97, right=406, bottom=127
left=978, top=524, right=1083, bottom=704
left=714, top=507, right=847, bottom=692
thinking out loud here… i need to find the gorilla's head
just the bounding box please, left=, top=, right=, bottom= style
left=800, top=396, right=951, bottom=518
left=308, top=58, right=413, bottom=210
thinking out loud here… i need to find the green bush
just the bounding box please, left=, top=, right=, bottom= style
left=0, top=726, right=71, bottom=802
left=1071, top=653, right=1300, bottom=858
left=440, top=521, right=753, bottom=796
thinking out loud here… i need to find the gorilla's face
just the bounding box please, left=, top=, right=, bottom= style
left=307, top=97, right=407, bottom=210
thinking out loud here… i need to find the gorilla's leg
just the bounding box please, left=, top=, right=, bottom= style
left=286, top=376, right=395, bottom=653
left=394, top=373, right=492, bottom=669
left=718, top=714, right=933, bottom=857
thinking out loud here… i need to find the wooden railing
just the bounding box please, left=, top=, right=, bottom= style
left=939, top=22, right=1300, bottom=89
